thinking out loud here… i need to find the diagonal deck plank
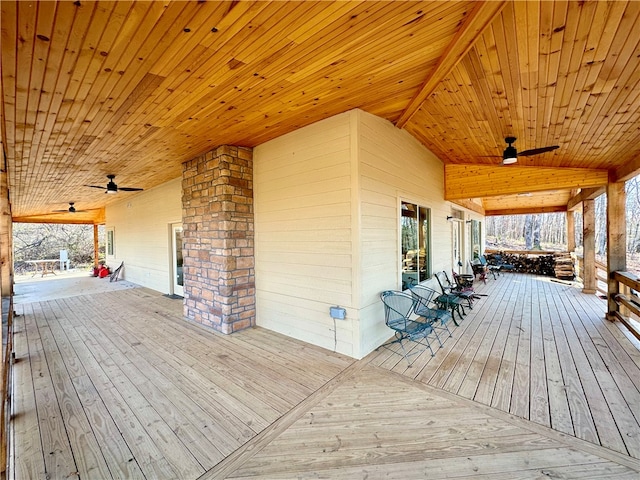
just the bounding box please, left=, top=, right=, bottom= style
left=10, top=274, right=640, bottom=479
left=219, top=366, right=639, bottom=479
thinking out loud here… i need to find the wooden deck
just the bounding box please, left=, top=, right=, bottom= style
left=10, top=275, right=640, bottom=479
left=371, top=273, right=640, bottom=461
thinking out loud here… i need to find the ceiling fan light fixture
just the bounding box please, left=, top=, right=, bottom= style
left=502, top=144, right=518, bottom=165
left=502, top=136, right=518, bottom=165
left=106, top=180, right=118, bottom=193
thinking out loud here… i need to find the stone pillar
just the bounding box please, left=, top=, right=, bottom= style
left=182, top=145, right=255, bottom=334
left=582, top=199, right=596, bottom=294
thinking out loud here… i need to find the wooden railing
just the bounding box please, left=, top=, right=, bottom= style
left=1, top=297, right=13, bottom=476
left=595, top=260, right=608, bottom=297
left=611, top=271, right=640, bottom=340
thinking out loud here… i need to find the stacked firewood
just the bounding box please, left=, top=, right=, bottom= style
left=490, top=252, right=572, bottom=278
left=553, top=252, right=575, bottom=280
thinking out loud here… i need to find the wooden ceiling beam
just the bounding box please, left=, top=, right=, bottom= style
left=395, top=0, right=506, bottom=128
left=450, top=198, right=485, bottom=216
left=567, top=186, right=606, bottom=211
left=444, top=164, right=608, bottom=200
left=612, top=157, right=640, bottom=183
left=484, top=205, right=567, bottom=217
left=13, top=208, right=105, bottom=225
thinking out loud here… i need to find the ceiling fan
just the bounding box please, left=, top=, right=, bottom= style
left=85, top=174, right=144, bottom=194
left=502, top=137, right=559, bottom=165
left=52, top=202, right=87, bottom=213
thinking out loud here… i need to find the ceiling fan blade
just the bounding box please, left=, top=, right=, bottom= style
left=118, top=187, right=144, bottom=191
left=85, top=184, right=107, bottom=189
left=519, top=145, right=559, bottom=156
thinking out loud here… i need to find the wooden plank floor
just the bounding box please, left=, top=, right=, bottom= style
left=370, top=273, right=640, bottom=461
left=10, top=277, right=640, bottom=479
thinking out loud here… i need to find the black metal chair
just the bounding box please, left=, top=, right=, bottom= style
left=379, top=290, right=437, bottom=365
left=409, top=284, right=453, bottom=343
left=470, top=259, right=487, bottom=282
left=489, top=253, right=515, bottom=272
left=434, top=271, right=468, bottom=325
left=439, top=270, right=480, bottom=310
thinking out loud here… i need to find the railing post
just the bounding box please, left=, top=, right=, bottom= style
left=606, top=180, right=626, bottom=321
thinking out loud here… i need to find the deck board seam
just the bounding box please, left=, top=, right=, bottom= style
left=197, top=358, right=364, bottom=480
left=367, top=364, right=640, bottom=471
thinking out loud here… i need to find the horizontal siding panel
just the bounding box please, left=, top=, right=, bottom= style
left=254, top=113, right=350, bottom=162
left=258, top=229, right=351, bottom=244
left=258, top=261, right=351, bottom=282
left=258, top=190, right=350, bottom=212
left=106, top=178, right=182, bottom=293
left=361, top=210, right=396, bottom=228
left=360, top=228, right=397, bottom=242
left=258, top=161, right=350, bottom=193
left=258, top=145, right=350, bottom=179
left=258, top=240, right=351, bottom=256
left=259, top=203, right=351, bottom=223
left=257, top=313, right=354, bottom=357
left=258, top=252, right=352, bottom=268
left=361, top=251, right=396, bottom=270
left=257, top=291, right=354, bottom=316
left=256, top=276, right=352, bottom=306
left=361, top=188, right=397, bottom=208
left=255, top=112, right=355, bottom=357
left=356, top=112, right=453, bottom=356
left=361, top=200, right=396, bottom=217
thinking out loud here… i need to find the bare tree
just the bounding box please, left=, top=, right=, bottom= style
left=13, top=223, right=103, bottom=274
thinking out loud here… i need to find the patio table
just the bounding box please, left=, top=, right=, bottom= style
left=26, top=259, right=58, bottom=278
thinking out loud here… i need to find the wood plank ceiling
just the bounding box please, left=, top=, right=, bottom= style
left=2, top=1, right=640, bottom=223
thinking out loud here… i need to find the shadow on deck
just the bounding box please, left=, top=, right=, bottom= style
left=9, top=274, right=640, bottom=478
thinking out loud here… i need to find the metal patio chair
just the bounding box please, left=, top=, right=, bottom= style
left=449, top=270, right=486, bottom=303
left=379, top=290, right=437, bottom=365
left=409, top=284, right=453, bottom=343
left=440, top=270, right=480, bottom=310
left=489, top=253, right=515, bottom=272
left=470, top=259, right=487, bottom=283
left=435, top=270, right=476, bottom=325
left=434, top=271, right=469, bottom=325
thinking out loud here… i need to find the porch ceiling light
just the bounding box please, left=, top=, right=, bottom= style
left=502, top=145, right=518, bottom=165
left=106, top=179, right=118, bottom=193
left=502, top=136, right=518, bottom=165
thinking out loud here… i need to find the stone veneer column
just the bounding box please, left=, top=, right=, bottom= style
left=182, top=145, right=255, bottom=334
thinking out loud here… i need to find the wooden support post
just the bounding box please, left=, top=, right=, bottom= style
left=606, top=181, right=626, bottom=320
left=0, top=165, right=12, bottom=298
left=566, top=210, right=575, bottom=252
left=582, top=199, right=596, bottom=294
left=93, top=224, right=99, bottom=267
left=0, top=157, right=11, bottom=477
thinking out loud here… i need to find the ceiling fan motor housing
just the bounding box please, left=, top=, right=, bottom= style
left=503, top=137, right=518, bottom=164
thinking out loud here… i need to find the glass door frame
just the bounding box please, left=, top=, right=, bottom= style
left=171, top=223, right=184, bottom=297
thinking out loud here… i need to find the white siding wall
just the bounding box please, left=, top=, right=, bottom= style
left=105, top=178, right=182, bottom=293
left=357, top=110, right=456, bottom=356
left=254, top=112, right=357, bottom=356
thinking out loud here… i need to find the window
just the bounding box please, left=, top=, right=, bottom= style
left=470, top=220, right=481, bottom=259
left=106, top=227, right=115, bottom=256
left=401, top=201, right=431, bottom=289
